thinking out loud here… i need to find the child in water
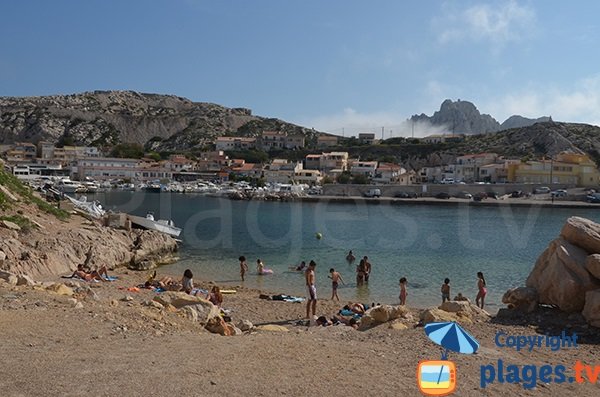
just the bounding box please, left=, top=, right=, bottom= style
left=239, top=256, right=248, bottom=281
left=328, top=268, right=345, bottom=301
left=399, top=277, right=408, bottom=305
left=441, top=278, right=450, bottom=303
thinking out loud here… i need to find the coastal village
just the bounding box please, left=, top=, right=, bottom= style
left=2, top=129, right=600, bottom=196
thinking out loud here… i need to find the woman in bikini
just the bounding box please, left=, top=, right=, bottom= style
left=476, top=271, right=487, bottom=309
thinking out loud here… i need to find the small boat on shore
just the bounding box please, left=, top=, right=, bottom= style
left=64, top=195, right=106, bottom=219
left=128, top=212, right=182, bottom=237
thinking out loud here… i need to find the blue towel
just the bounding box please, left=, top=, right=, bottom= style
left=102, top=276, right=118, bottom=281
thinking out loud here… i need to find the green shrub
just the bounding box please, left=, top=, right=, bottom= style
left=0, top=214, right=36, bottom=233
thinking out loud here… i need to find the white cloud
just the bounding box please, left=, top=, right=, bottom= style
left=482, top=75, right=600, bottom=125
left=297, top=107, right=449, bottom=138
left=435, top=1, right=536, bottom=46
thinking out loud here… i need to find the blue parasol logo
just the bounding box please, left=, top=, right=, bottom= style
left=425, top=321, right=480, bottom=360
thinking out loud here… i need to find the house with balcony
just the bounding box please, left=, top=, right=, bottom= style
left=215, top=136, right=257, bottom=151
left=320, top=152, right=348, bottom=173
left=454, top=153, right=498, bottom=182
left=372, top=162, right=405, bottom=184
left=294, top=169, right=322, bottom=185
left=263, top=159, right=302, bottom=184
left=350, top=161, right=378, bottom=178
left=5, top=142, right=37, bottom=163
left=304, top=154, right=321, bottom=170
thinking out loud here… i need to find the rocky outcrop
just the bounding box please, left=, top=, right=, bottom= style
left=560, top=217, right=600, bottom=254
left=0, top=91, right=322, bottom=152
left=411, top=99, right=501, bottom=134
left=0, top=227, right=178, bottom=279
left=500, top=115, right=551, bottom=130
left=502, top=287, right=538, bottom=313
left=582, top=290, right=600, bottom=328
left=509, top=216, right=600, bottom=328
left=526, top=238, right=600, bottom=312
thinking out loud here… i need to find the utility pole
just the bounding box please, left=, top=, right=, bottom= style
left=381, top=126, right=384, bottom=140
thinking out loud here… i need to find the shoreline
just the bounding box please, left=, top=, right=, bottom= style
left=300, top=195, right=600, bottom=208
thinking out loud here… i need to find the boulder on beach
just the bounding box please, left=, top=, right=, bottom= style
left=419, top=308, right=460, bottom=325
left=560, top=216, right=600, bottom=254
left=358, top=304, right=410, bottom=330
left=526, top=238, right=600, bottom=312
left=582, top=289, right=600, bottom=328
left=585, top=254, right=600, bottom=280
left=502, top=287, right=538, bottom=313
left=153, top=292, right=220, bottom=325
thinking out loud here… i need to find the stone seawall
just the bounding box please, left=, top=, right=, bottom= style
left=322, top=183, right=574, bottom=198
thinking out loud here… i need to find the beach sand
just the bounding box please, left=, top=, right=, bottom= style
left=1, top=268, right=599, bottom=397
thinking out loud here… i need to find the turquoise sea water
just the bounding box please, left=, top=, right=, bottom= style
left=94, top=192, right=600, bottom=310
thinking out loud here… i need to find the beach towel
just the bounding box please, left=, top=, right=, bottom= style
left=271, top=294, right=305, bottom=303
left=102, top=276, right=118, bottom=281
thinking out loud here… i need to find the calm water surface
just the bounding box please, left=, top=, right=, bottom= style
left=93, top=191, right=600, bottom=310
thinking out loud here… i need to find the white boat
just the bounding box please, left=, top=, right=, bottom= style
left=128, top=212, right=182, bottom=237
left=57, top=178, right=84, bottom=193
left=64, top=195, right=106, bottom=219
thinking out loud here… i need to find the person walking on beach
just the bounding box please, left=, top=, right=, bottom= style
left=476, top=272, right=487, bottom=309
left=328, top=268, right=345, bottom=301
left=399, top=277, right=408, bottom=305
left=239, top=256, right=248, bottom=281
left=346, top=250, right=355, bottom=265
left=441, top=278, right=451, bottom=303
left=363, top=256, right=372, bottom=283
left=306, top=260, right=317, bottom=320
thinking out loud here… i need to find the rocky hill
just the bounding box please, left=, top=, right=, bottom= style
left=410, top=99, right=551, bottom=134
left=0, top=91, right=322, bottom=152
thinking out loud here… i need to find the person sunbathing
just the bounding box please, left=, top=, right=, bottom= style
left=143, top=276, right=176, bottom=290
left=342, top=302, right=366, bottom=315
left=72, top=264, right=109, bottom=281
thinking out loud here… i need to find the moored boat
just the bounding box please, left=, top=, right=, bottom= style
left=128, top=212, right=182, bottom=237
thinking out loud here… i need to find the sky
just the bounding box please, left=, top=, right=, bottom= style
left=1, top=0, right=600, bottom=137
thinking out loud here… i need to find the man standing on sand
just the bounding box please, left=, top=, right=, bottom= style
left=305, top=260, right=317, bottom=320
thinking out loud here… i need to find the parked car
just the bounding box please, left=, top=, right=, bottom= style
left=586, top=193, right=600, bottom=203
left=551, top=189, right=567, bottom=197
left=441, top=178, right=455, bottom=184
left=455, top=191, right=473, bottom=199
left=473, top=192, right=488, bottom=201
left=485, top=191, right=499, bottom=199
left=533, top=186, right=551, bottom=194
left=395, top=191, right=417, bottom=199
left=363, top=188, right=381, bottom=198
left=435, top=192, right=451, bottom=199
left=511, top=190, right=524, bottom=198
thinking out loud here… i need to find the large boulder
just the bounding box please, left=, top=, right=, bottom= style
left=205, top=316, right=238, bottom=336
left=526, top=238, right=600, bottom=312
left=153, top=292, right=220, bottom=325
left=419, top=308, right=459, bottom=325
left=585, top=254, right=600, bottom=280
left=582, top=289, right=600, bottom=328
left=359, top=305, right=410, bottom=330
left=502, top=287, right=539, bottom=313
left=0, top=270, right=18, bottom=285
left=560, top=216, right=600, bottom=254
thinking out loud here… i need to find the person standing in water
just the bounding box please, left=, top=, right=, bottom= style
left=476, top=272, right=487, bottom=309
left=441, top=278, right=450, bottom=303
left=363, top=256, right=372, bottom=283
left=306, top=260, right=317, bottom=320
left=399, top=277, right=408, bottom=305
left=239, top=256, right=248, bottom=281
left=328, top=268, right=345, bottom=301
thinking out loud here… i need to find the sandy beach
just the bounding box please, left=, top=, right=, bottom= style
left=1, top=267, right=599, bottom=397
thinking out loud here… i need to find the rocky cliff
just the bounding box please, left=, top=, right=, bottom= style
left=0, top=90, right=321, bottom=152
left=0, top=168, right=178, bottom=279
left=411, top=99, right=552, bottom=134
